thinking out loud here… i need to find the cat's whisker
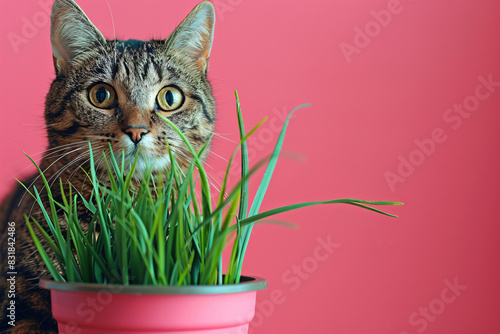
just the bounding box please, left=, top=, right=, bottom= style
left=205, top=130, right=237, bottom=143
left=204, top=150, right=228, bottom=163
left=21, top=142, right=103, bottom=211
left=21, top=123, right=47, bottom=127
left=26, top=149, right=94, bottom=217
left=69, top=157, right=94, bottom=193
left=44, top=149, right=94, bottom=191
left=38, top=144, right=103, bottom=175
left=7, top=142, right=89, bottom=181
left=67, top=153, right=95, bottom=186
left=43, top=143, right=94, bottom=161
left=41, top=143, right=99, bottom=171
left=80, top=153, right=104, bottom=188
left=93, top=152, right=110, bottom=182
left=205, top=173, right=221, bottom=194
left=7, top=128, right=48, bottom=139
left=22, top=139, right=98, bottom=162
left=173, top=150, right=194, bottom=170
left=197, top=159, right=222, bottom=185
left=45, top=145, right=106, bottom=198
left=176, top=162, right=187, bottom=179
left=36, top=141, right=93, bottom=155
left=202, top=161, right=217, bottom=174
left=19, top=146, right=92, bottom=207
left=172, top=147, right=223, bottom=195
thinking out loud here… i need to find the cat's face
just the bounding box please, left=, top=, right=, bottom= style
left=45, top=0, right=215, bottom=175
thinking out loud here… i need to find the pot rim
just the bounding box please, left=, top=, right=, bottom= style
left=39, top=275, right=267, bottom=295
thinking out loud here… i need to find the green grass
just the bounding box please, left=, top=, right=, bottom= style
left=24, top=91, right=403, bottom=286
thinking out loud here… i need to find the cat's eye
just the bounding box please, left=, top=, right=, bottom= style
left=157, top=86, right=184, bottom=111
left=88, top=83, right=117, bottom=109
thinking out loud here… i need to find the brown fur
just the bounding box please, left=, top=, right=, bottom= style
left=0, top=0, right=216, bottom=332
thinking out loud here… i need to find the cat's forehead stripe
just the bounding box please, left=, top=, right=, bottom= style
left=108, top=43, right=163, bottom=85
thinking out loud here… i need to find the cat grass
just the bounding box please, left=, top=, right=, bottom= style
left=23, top=92, right=402, bottom=286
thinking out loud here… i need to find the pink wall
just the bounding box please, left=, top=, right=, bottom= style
left=1, top=0, right=500, bottom=333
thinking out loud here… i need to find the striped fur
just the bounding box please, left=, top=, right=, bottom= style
left=0, top=1, right=216, bottom=332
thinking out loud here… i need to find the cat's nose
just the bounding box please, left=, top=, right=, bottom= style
left=123, top=126, right=149, bottom=144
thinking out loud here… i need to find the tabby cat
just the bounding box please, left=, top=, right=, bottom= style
left=0, top=0, right=216, bottom=332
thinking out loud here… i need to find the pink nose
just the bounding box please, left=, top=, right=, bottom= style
left=123, top=126, right=149, bottom=144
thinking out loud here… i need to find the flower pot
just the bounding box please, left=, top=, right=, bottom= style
left=40, top=276, right=267, bottom=334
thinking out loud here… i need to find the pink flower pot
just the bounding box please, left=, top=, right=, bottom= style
left=40, top=276, right=267, bottom=334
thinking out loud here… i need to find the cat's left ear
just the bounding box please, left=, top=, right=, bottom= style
left=167, top=1, right=215, bottom=75
left=50, top=0, right=106, bottom=74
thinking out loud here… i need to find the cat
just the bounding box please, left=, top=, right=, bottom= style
left=0, top=0, right=216, bottom=332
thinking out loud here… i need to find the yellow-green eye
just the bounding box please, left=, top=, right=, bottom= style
left=89, top=83, right=116, bottom=109
left=157, top=86, right=184, bottom=111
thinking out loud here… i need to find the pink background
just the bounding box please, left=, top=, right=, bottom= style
left=1, top=0, right=500, bottom=333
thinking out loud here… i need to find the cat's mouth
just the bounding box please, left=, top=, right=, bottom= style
left=113, top=134, right=191, bottom=175
left=120, top=145, right=171, bottom=176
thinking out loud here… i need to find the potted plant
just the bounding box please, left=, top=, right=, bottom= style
left=25, top=93, right=402, bottom=333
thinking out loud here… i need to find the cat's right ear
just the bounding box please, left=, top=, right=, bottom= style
left=166, top=1, right=215, bottom=75
left=51, top=0, right=106, bottom=75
